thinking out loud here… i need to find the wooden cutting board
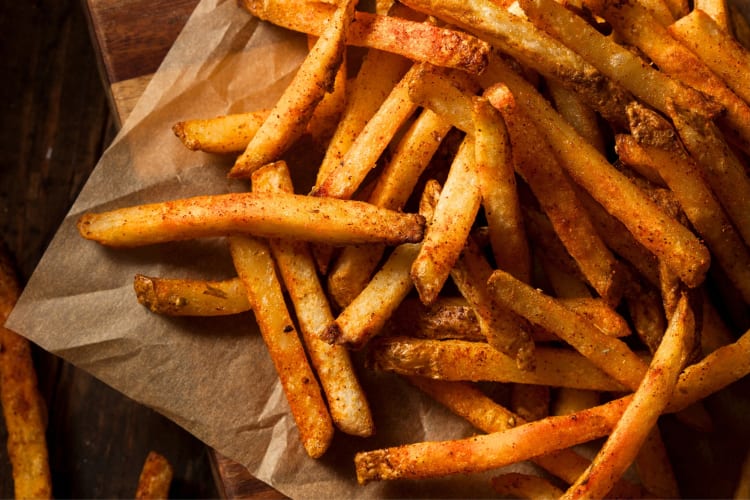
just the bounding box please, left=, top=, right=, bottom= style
left=83, top=1, right=283, bottom=497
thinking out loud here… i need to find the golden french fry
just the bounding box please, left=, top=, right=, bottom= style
left=480, top=58, right=710, bottom=288
left=669, top=9, right=750, bottom=106
left=616, top=133, right=750, bottom=302
left=229, top=0, right=355, bottom=178
left=520, top=0, right=721, bottom=121
left=172, top=110, right=270, bottom=154
left=546, top=81, right=606, bottom=155
left=229, top=234, right=334, bottom=458
left=133, top=275, right=250, bottom=316
left=135, top=451, right=173, bottom=500
left=252, top=162, right=374, bottom=437
left=77, top=192, right=425, bottom=248
left=490, top=473, right=563, bottom=499
left=487, top=268, right=648, bottom=391
left=0, top=251, right=52, bottom=500
left=305, top=35, right=348, bottom=149
left=371, top=337, right=628, bottom=392
left=240, top=0, right=490, bottom=74
left=563, top=294, right=695, bottom=499
left=558, top=297, right=631, bottom=339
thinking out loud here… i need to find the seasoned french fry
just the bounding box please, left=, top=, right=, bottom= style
left=563, top=294, right=695, bottom=499
left=490, top=473, right=564, bottom=499
left=134, top=275, right=250, bottom=316
left=240, top=0, right=490, bottom=74
left=546, top=81, right=606, bottom=155
left=669, top=9, right=750, bottom=106
left=135, top=451, right=173, bottom=500
left=305, top=35, right=348, bottom=149
left=229, top=0, right=355, bottom=178
left=487, top=269, right=648, bottom=391
left=552, top=388, right=600, bottom=416
left=557, top=297, right=631, bottom=339
left=77, top=192, right=425, bottom=248
left=480, top=59, right=710, bottom=288
left=252, top=162, right=374, bottom=437
left=172, top=109, right=270, bottom=154
left=229, top=234, right=334, bottom=457
left=371, top=337, right=628, bottom=392
left=0, top=251, right=52, bottom=499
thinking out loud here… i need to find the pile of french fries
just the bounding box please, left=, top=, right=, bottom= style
left=77, top=0, right=750, bottom=495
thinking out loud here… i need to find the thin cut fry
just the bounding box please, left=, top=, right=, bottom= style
left=229, top=0, right=355, bottom=178
left=172, top=110, right=269, bottom=154
left=563, top=294, right=695, bottom=499
left=0, top=251, right=52, bottom=499
left=229, top=235, right=334, bottom=457
left=491, top=473, right=564, bottom=499
left=77, top=192, right=425, bottom=248
left=135, top=451, right=173, bottom=500
left=134, top=275, right=250, bottom=316
left=241, top=0, right=490, bottom=74
left=252, top=162, right=374, bottom=437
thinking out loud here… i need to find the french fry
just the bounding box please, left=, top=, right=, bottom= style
left=386, top=297, right=485, bottom=341
left=490, top=473, right=563, bottom=499
left=240, top=0, right=490, bottom=74
left=305, top=34, right=348, bottom=149
left=229, top=234, right=334, bottom=458
left=557, top=297, right=631, bottom=339
left=615, top=133, right=750, bottom=302
left=552, top=388, right=600, bottom=416
left=480, top=59, right=711, bottom=288
left=487, top=268, right=648, bottom=391
left=669, top=9, right=750, bottom=106
left=172, top=109, right=270, bottom=154
left=133, top=275, right=250, bottom=316
left=229, top=0, right=355, bottom=178
left=77, top=192, right=425, bottom=248
left=252, top=162, right=374, bottom=437
left=0, top=251, right=52, bottom=499
left=563, top=294, right=696, bottom=499
left=371, top=337, right=628, bottom=392
left=546, top=81, right=606, bottom=155
left=135, top=451, right=173, bottom=500
left=520, top=0, right=721, bottom=121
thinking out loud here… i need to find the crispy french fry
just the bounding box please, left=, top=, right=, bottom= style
left=133, top=275, right=250, bottom=316
left=240, top=0, right=490, bottom=74
left=371, top=337, right=628, bottom=391
left=546, top=81, right=606, bottom=155
left=490, top=473, right=564, bottom=499
left=306, top=35, right=348, bottom=148
left=487, top=269, right=648, bottom=391
left=135, top=451, right=173, bottom=500
left=520, top=0, right=721, bottom=121
left=557, top=297, right=631, bottom=339
left=669, top=9, right=750, bottom=106
left=77, top=192, right=425, bottom=248
left=252, top=161, right=374, bottom=437
left=563, top=294, right=695, bottom=499
left=229, top=234, right=334, bottom=457
left=172, top=110, right=270, bottom=154
left=480, top=58, right=710, bottom=288
left=229, top=0, right=355, bottom=178
left=0, top=251, right=52, bottom=499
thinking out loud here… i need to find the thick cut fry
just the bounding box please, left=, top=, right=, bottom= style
left=241, top=0, right=490, bottom=74
left=0, top=252, right=52, bottom=499
left=172, top=110, right=270, bottom=154
left=669, top=9, right=750, bottom=106
left=229, top=235, right=334, bottom=457
left=314, top=63, right=421, bottom=200
left=411, top=139, right=480, bottom=305
left=487, top=269, right=648, bottom=391
left=135, top=451, right=173, bottom=499
left=229, top=0, right=355, bottom=178
left=520, top=0, right=721, bottom=121
left=480, top=59, right=711, bottom=287
left=371, top=338, right=628, bottom=391
left=586, top=0, right=750, bottom=155
left=563, top=294, right=695, bottom=499
left=133, top=275, right=250, bottom=316
left=616, top=134, right=750, bottom=302
left=252, top=162, right=373, bottom=437
left=77, top=192, right=425, bottom=248
left=491, top=473, right=563, bottom=499
left=400, top=0, right=633, bottom=127
left=327, top=109, right=452, bottom=307
left=489, top=84, right=622, bottom=303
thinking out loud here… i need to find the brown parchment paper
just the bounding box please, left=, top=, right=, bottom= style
left=4, top=0, right=529, bottom=497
